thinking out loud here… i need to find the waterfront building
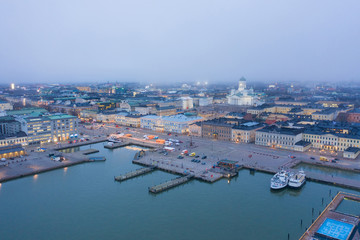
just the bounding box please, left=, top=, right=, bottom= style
left=20, top=115, right=52, bottom=145
left=0, top=132, right=28, bottom=147
left=303, top=131, right=339, bottom=151
left=0, top=144, right=26, bottom=159
left=232, top=122, right=264, bottom=143
left=255, top=126, right=304, bottom=151
left=0, top=116, right=22, bottom=136
left=338, top=135, right=360, bottom=152
left=343, top=147, right=360, bottom=159
left=227, top=77, right=263, bottom=106
left=48, top=114, right=78, bottom=142
left=140, top=115, right=162, bottom=131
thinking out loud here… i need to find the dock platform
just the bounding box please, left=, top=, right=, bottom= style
left=80, top=149, right=100, bottom=155
left=149, top=174, right=194, bottom=193
left=300, top=192, right=360, bottom=240
left=114, top=166, right=156, bottom=182
left=88, top=156, right=106, bottom=162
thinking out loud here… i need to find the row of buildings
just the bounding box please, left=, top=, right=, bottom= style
left=0, top=108, right=78, bottom=148
left=192, top=118, right=360, bottom=159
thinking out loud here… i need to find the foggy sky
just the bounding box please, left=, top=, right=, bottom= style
left=0, top=0, right=359, bottom=84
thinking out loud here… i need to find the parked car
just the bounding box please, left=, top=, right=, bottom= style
left=310, top=157, right=315, bottom=160
left=195, top=155, right=200, bottom=158
left=201, top=156, right=207, bottom=159
left=177, top=155, right=184, bottom=159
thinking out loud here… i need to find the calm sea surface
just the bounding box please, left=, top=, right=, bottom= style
left=1, top=142, right=359, bottom=240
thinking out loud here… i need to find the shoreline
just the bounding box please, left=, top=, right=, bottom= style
left=0, top=158, right=90, bottom=184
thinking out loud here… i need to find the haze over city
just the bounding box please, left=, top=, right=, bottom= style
left=1, top=2, right=360, bottom=240
left=1, top=0, right=360, bottom=84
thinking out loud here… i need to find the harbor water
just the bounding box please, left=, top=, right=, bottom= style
left=1, top=142, right=359, bottom=240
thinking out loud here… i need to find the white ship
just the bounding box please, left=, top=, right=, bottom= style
left=107, top=136, right=122, bottom=143
left=270, top=170, right=289, bottom=190
left=288, top=170, right=306, bottom=188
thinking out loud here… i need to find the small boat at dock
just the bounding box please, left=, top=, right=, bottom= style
left=288, top=170, right=306, bottom=188
left=270, top=170, right=289, bottom=190
left=108, top=137, right=122, bottom=143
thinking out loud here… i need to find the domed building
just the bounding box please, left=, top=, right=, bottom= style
left=227, top=77, right=263, bottom=106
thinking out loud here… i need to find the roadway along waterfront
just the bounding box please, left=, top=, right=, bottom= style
left=0, top=142, right=359, bottom=240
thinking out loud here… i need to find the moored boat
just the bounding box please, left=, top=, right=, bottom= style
left=288, top=170, right=306, bottom=188
left=270, top=170, right=289, bottom=190
left=107, top=137, right=122, bottom=143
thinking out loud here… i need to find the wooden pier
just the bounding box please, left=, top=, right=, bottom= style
left=149, top=174, right=194, bottom=193
left=88, top=156, right=106, bottom=162
left=114, top=166, right=156, bottom=182
left=80, top=149, right=100, bottom=155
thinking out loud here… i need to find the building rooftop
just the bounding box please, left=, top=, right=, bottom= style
left=0, top=144, right=25, bottom=155
left=48, top=114, right=77, bottom=120
left=344, top=147, right=360, bottom=154
left=257, top=126, right=303, bottom=135
left=162, top=114, right=202, bottom=123
left=6, top=108, right=48, bottom=116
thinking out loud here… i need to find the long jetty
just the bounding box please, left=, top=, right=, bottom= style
left=114, top=166, right=156, bottom=182
left=105, top=139, right=160, bottom=149
left=149, top=174, right=194, bottom=193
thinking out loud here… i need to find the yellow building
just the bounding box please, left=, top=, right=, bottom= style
left=0, top=144, right=26, bottom=159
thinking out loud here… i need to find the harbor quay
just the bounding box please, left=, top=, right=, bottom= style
left=0, top=138, right=107, bottom=183
left=1, top=123, right=360, bottom=192
left=300, top=192, right=360, bottom=240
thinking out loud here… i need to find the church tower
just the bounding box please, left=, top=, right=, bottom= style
left=238, top=77, right=246, bottom=91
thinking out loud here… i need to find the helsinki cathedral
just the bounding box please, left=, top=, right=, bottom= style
left=226, top=77, right=263, bottom=106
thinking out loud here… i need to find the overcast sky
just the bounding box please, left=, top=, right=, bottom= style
left=0, top=0, right=359, bottom=84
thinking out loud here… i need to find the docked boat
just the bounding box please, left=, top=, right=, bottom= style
left=270, top=170, right=289, bottom=190
left=288, top=170, right=306, bottom=188
left=107, top=137, right=122, bottom=143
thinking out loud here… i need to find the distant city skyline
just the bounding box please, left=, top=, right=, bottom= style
left=0, top=0, right=359, bottom=84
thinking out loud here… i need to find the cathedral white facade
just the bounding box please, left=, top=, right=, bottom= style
left=227, top=77, right=263, bottom=106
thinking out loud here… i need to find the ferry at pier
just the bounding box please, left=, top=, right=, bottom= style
left=270, top=170, right=289, bottom=190
left=288, top=170, right=306, bottom=188
left=108, top=135, right=122, bottom=143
